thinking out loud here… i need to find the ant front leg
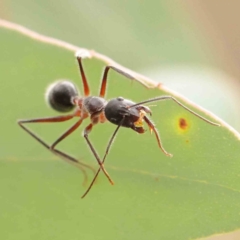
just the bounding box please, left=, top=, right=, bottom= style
left=83, top=114, right=114, bottom=185
left=143, top=116, right=172, bottom=157
left=99, top=66, right=136, bottom=98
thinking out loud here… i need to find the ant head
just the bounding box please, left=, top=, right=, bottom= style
left=45, top=80, right=79, bottom=112
left=105, top=97, right=146, bottom=133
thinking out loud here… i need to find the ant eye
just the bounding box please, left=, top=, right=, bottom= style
left=117, top=97, right=124, bottom=101
left=45, top=80, right=79, bottom=112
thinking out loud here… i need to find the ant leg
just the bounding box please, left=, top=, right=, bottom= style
left=75, top=52, right=90, bottom=96
left=83, top=123, right=114, bottom=185
left=144, top=116, right=172, bottom=157
left=82, top=123, right=122, bottom=198
left=130, top=96, right=220, bottom=126
left=18, top=115, right=74, bottom=124
left=50, top=118, right=84, bottom=150
left=99, top=66, right=135, bottom=98
left=18, top=116, right=95, bottom=185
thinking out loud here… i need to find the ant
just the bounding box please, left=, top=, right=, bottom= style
left=18, top=50, right=220, bottom=198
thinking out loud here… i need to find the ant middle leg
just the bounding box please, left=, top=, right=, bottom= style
left=83, top=114, right=114, bottom=185
left=144, top=116, right=173, bottom=157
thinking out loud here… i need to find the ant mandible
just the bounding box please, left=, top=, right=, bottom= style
left=18, top=50, right=220, bottom=198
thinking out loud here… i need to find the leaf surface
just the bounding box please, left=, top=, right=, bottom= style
left=0, top=26, right=240, bottom=240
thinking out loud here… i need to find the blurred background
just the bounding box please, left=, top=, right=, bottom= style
left=1, top=1, right=240, bottom=240
left=1, top=0, right=240, bottom=131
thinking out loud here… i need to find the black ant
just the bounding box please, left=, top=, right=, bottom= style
left=18, top=50, right=220, bottom=198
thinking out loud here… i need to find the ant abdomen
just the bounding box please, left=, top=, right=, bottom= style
left=46, top=80, right=78, bottom=112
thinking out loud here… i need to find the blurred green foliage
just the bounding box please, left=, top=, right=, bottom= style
left=4, top=0, right=215, bottom=68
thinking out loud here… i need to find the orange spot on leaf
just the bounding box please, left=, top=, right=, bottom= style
left=179, top=118, right=188, bottom=130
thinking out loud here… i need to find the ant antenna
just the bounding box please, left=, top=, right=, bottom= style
left=130, top=96, right=220, bottom=126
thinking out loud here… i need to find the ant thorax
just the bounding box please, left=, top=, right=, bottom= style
left=82, top=96, right=107, bottom=115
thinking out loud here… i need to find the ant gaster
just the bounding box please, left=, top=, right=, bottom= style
left=18, top=50, right=220, bottom=198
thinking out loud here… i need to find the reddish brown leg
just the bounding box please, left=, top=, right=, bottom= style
left=76, top=55, right=90, bottom=96
left=18, top=116, right=95, bottom=185
left=83, top=122, right=114, bottom=185
left=82, top=123, right=122, bottom=198
left=50, top=118, right=84, bottom=150
left=144, top=116, right=172, bottom=157
left=99, top=66, right=135, bottom=98
left=19, top=115, right=74, bottom=123
left=19, top=115, right=85, bottom=152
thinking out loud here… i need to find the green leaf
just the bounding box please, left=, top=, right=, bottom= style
left=1, top=24, right=240, bottom=240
